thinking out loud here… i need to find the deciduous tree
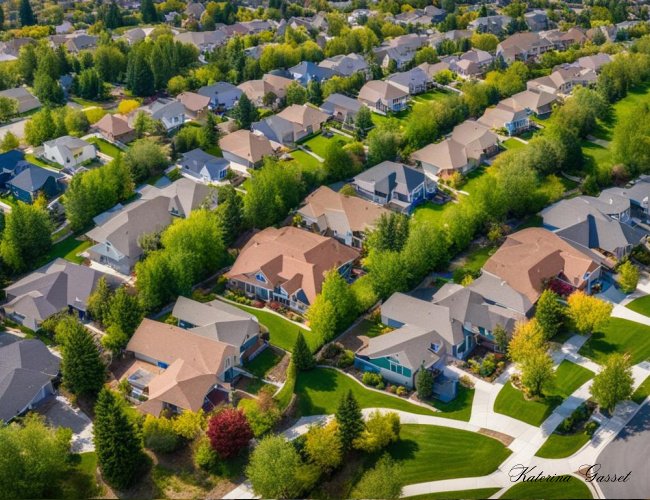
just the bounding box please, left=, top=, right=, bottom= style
left=353, top=410, right=400, bottom=453
left=535, top=289, right=565, bottom=339
left=206, top=408, right=253, bottom=458
left=304, top=421, right=342, bottom=470
left=590, top=353, right=634, bottom=412
left=352, top=454, right=403, bottom=499
left=566, top=291, right=612, bottom=335
left=0, top=202, right=52, bottom=272
left=618, top=260, right=640, bottom=294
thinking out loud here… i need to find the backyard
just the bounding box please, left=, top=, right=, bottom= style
left=244, top=348, right=282, bottom=379
left=499, top=475, right=592, bottom=499
left=300, top=132, right=351, bottom=158
left=87, top=137, right=124, bottom=158
left=502, top=138, right=526, bottom=150
left=40, top=235, right=92, bottom=267
left=592, top=82, right=650, bottom=142
left=579, top=317, right=650, bottom=365
left=411, top=200, right=455, bottom=228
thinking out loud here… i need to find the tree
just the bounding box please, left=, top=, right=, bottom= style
left=321, top=268, right=358, bottom=331
left=246, top=435, right=311, bottom=499
left=172, top=409, right=205, bottom=440
left=353, top=410, right=400, bottom=453
left=566, top=291, right=612, bottom=335
left=366, top=212, right=409, bottom=253
left=520, top=349, right=554, bottom=397
left=207, top=408, right=253, bottom=459
left=106, top=286, right=143, bottom=337
left=117, top=99, right=141, bottom=115
left=415, top=366, right=434, bottom=400
left=368, top=250, right=409, bottom=299
left=56, top=316, right=105, bottom=397
left=493, top=324, right=509, bottom=354
left=335, top=390, right=364, bottom=450
left=367, top=124, right=400, bottom=165
left=214, top=185, right=243, bottom=246
left=25, top=108, right=56, bottom=146
left=126, top=48, right=154, bottom=97
left=140, top=0, right=158, bottom=23
left=143, top=415, right=180, bottom=453
left=292, top=331, right=315, bottom=370
left=76, top=68, right=105, bottom=100
left=0, top=131, right=19, bottom=152
left=0, top=3, right=4, bottom=29
left=239, top=390, right=281, bottom=437
left=307, top=79, right=323, bottom=106
left=304, top=421, right=342, bottom=471
left=94, top=388, right=145, bottom=489
left=0, top=202, right=52, bottom=272
left=33, top=71, right=64, bottom=106
left=201, top=111, right=219, bottom=148
left=508, top=319, right=546, bottom=364
left=19, top=0, right=36, bottom=26
left=307, top=295, right=337, bottom=344
left=0, top=96, right=17, bottom=123
left=123, top=138, right=169, bottom=183
left=590, top=353, right=634, bottom=412
left=87, top=277, right=113, bottom=326
left=535, top=289, right=565, bottom=340
left=232, top=93, right=259, bottom=129
left=355, top=105, right=373, bottom=138
left=352, top=454, right=403, bottom=500
left=286, top=82, right=308, bottom=106
left=618, top=260, right=639, bottom=294
left=323, top=139, right=355, bottom=181
left=0, top=414, right=71, bottom=499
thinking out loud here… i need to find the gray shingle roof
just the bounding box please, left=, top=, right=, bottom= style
left=7, top=163, right=62, bottom=193
left=354, top=161, right=424, bottom=196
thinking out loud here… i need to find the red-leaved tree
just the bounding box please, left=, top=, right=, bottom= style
left=206, top=408, right=253, bottom=458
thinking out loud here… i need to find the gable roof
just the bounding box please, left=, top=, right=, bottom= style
left=354, top=161, right=424, bottom=195
left=178, top=148, right=229, bottom=179
left=219, top=130, right=274, bottom=164
left=412, top=139, right=468, bottom=172
left=177, top=92, right=211, bottom=113
left=139, top=98, right=185, bottom=120
left=358, top=80, right=408, bottom=104
left=8, top=163, right=63, bottom=193
left=95, top=113, right=133, bottom=137
left=0, top=149, right=25, bottom=173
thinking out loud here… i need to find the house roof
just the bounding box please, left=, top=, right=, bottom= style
left=198, top=82, right=242, bottom=100
left=507, top=89, right=558, bottom=113
left=358, top=80, right=408, bottom=104
left=144, top=176, right=216, bottom=217
left=226, top=226, right=359, bottom=305
left=478, top=102, right=529, bottom=129
left=0, top=87, right=40, bottom=111
left=0, top=339, right=60, bottom=422
left=412, top=139, right=468, bottom=172
left=288, top=61, right=336, bottom=82
left=43, top=135, right=90, bottom=150
left=7, top=163, right=63, bottom=193
left=354, top=161, right=424, bottom=197
left=276, top=104, right=329, bottom=128
left=177, top=92, right=211, bottom=113
left=237, top=74, right=294, bottom=101
left=139, top=98, right=186, bottom=121
left=320, top=93, right=363, bottom=116
left=386, top=67, right=431, bottom=88
left=178, top=148, right=229, bottom=180
left=95, top=113, right=133, bottom=137
left=0, top=149, right=25, bottom=173
left=318, top=53, right=368, bottom=77
left=219, top=130, right=274, bottom=164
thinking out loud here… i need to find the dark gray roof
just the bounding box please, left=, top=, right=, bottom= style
left=354, top=161, right=424, bottom=196
left=179, top=148, right=229, bottom=178
left=7, top=163, right=62, bottom=193
left=321, top=93, right=362, bottom=114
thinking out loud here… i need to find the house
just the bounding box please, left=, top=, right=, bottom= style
left=185, top=2, right=205, bottom=19
left=225, top=226, right=359, bottom=312
left=251, top=105, right=329, bottom=146
left=122, top=27, right=147, bottom=45
left=43, top=136, right=97, bottom=169
left=7, top=163, right=64, bottom=203
left=136, top=98, right=186, bottom=132
left=424, top=5, right=447, bottom=22
left=469, top=15, right=512, bottom=35
left=541, top=194, right=647, bottom=260
left=0, top=87, right=40, bottom=114
left=395, top=9, right=435, bottom=27
left=0, top=149, right=27, bottom=187
left=288, top=61, right=336, bottom=85
left=478, top=101, right=530, bottom=135
left=600, top=176, right=650, bottom=223
left=352, top=160, right=434, bottom=213
left=86, top=179, right=214, bottom=273
left=357, top=80, right=409, bottom=114
left=3, top=259, right=113, bottom=330
left=55, top=20, right=74, bottom=34
left=297, top=185, right=390, bottom=248
left=0, top=340, right=60, bottom=423
left=126, top=319, right=239, bottom=415
left=320, top=93, right=362, bottom=124
left=526, top=66, right=597, bottom=95
left=94, top=113, right=135, bottom=144
left=177, top=92, right=211, bottom=120
left=417, top=61, right=452, bottom=81
left=575, top=53, right=613, bottom=72
left=430, top=29, right=473, bottom=48
left=506, top=89, right=558, bottom=117
left=237, top=74, right=294, bottom=107
left=540, top=27, right=587, bottom=51
left=219, top=130, right=275, bottom=170
left=59, top=33, right=98, bottom=53
left=197, top=82, right=243, bottom=111
left=497, top=32, right=555, bottom=63
left=447, top=49, right=494, bottom=78
left=177, top=148, right=229, bottom=183
left=373, top=34, right=427, bottom=70
left=318, top=53, right=371, bottom=79
left=482, top=227, right=605, bottom=304
left=525, top=9, right=548, bottom=31
left=386, top=67, right=432, bottom=95
left=174, top=30, right=228, bottom=53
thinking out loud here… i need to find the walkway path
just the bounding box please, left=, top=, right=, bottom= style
left=586, top=135, right=611, bottom=148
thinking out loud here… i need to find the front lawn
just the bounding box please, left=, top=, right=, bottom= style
left=227, top=302, right=317, bottom=352
left=626, top=295, right=650, bottom=317
left=87, top=137, right=123, bottom=158
left=632, top=375, right=650, bottom=404
left=554, top=360, right=594, bottom=398
left=406, top=488, right=502, bottom=500
left=295, top=367, right=436, bottom=416
left=535, top=431, right=591, bottom=459
left=244, top=348, right=281, bottom=379
left=499, top=476, right=592, bottom=499
left=428, top=384, right=474, bottom=422
left=579, top=317, right=650, bottom=365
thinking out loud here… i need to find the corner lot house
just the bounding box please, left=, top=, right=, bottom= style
left=219, top=130, right=275, bottom=169
left=252, top=104, right=329, bottom=146
left=198, top=82, right=243, bottom=111
left=177, top=148, right=229, bottom=184
left=43, top=135, right=97, bottom=168
left=0, top=339, right=60, bottom=423
left=226, top=226, right=359, bottom=312
left=0, top=87, right=40, bottom=114
left=3, top=259, right=112, bottom=330
left=94, top=113, right=135, bottom=144
left=297, top=186, right=390, bottom=248
left=357, top=80, right=409, bottom=114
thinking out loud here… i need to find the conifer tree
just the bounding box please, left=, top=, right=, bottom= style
left=535, top=289, right=564, bottom=339
left=19, top=0, right=36, bottom=27
left=335, top=390, right=364, bottom=450
left=140, top=0, right=158, bottom=24
left=87, top=277, right=113, bottom=326
left=292, top=332, right=314, bottom=371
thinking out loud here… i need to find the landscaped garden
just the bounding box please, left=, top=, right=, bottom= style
left=499, top=475, right=592, bottom=499
left=428, top=384, right=475, bottom=422
left=579, top=317, right=650, bottom=365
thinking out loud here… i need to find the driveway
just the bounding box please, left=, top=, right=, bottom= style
left=36, top=395, right=95, bottom=452
left=0, top=117, right=28, bottom=140
left=596, top=403, right=650, bottom=499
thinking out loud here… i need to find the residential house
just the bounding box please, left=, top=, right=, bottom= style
left=575, top=53, right=613, bottom=72
left=237, top=74, right=294, bottom=107
left=417, top=61, right=452, bottom=80
left=0, top=87, right=40, bottom=114
left=357, top=80, right=409, bottom=114
left=297, top=185, right=390, bottom=248
left=185, top=2, right=205, bottom=20
left=288, top=61, right=336, bottom=85
left=445, top=49, right=494, bottom=78
left=600, top=176, right=650, bottom=223
left=137, top=98, right=186, bottom=132
left=94, top=113, right=135, bottom=144
left=394, top=9, right=435, bottom=27
left=588, top=25, right=618, bottom=44
left=497, top=32, right=554, bottom=63
left=0, top=340, right=60, bottom=423
left=51, top=33, right=98, bottom=53
left=429, top=30, right=473, bottom=49
left=43, top=135, right=97, bottom=169
left=424, top=5, right=447, bottom=23
left=527, top=66, right=597, bottom=95
left=506, top=89, right=558, bottom=117
left=541, top=194, right=647, bottom=260
left=320, top=93, right=362, bottom=124
left=540, top=27, right=587, bottom=51
left=197, top=82, right=243, bottom=111
left=251, top=104, right=329, bottom=146
left=352, top=160, right=434, bottom=213
left=226, top=226, right=359, bottom=312
left=318, top=53, right=371, bottom=79
left=478, top=101, right=530, bottom=135
left=219, top=130, right=275, bottom=169
left=3, top=259, right=113, bottom=330
left=469, top=15, right=512, bottom=35
left=0, top=149, right=26, bottom=187
left=177, top=148, right=229, bottom=184
left=386, top=67, right=432, bottom=95
left=122, top=27, right=147, bottom=45
left=174, top=30, right=228, bottom=53
left=373, top=34, right=427, bottom=70
left=7, top=163, right=64, bottom=203
left=55, top=20, right=74, bottom=34
left=177, top=91, right=211, bottom=120
left=524, top=9, right=549, bottom=31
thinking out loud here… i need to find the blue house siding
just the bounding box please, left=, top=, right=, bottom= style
left=240, top=335, right=258, bottom=353
left=354, top=355, right=414, bottom=387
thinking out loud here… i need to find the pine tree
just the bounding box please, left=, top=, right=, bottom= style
left=292, top=332, right=314, bottom=371
left=0, top=4, right=5, bottom=30
left=233, top=93, right=258, bottom=129
left=126, top=49, right=154, bottom=97
left=307, top=79, right=323, bottom=106
left=140, top=0, right=158, bottom=24
left=493, top=324, right=509, bottom=353
left=200, top=111, right=218, bottom=148
left=534, top=289, right=564, bottom=339
left=214, top=185, right=242, bottom=246
left=335, top=390, right=364, bottom=450
left=415, top=366, right=433, bottom=400
left=87, top=277, right=113, bottom=326
left=94, top=388, right=145, bottom=489
left=56, top=316, right=106, bottom=397
left=19, top=0, right=36, bottom=27
left=107, top=287, right=143, bottom=337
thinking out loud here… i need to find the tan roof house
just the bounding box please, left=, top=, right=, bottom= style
left=219, top=130, right=275, bottom=169
left=177, top=91, right=211, bottom=119
left=237, top=74, right=294, bottom=107
left=357, top=80, right=409, bottom=114
left=94, top=113, right=135, bottom=144
left=251, top=105, right=329, bottom=146
left=505, top=89, right=558, bottom=117
left=478, top=102, right=530, bottom=136
left=297, top=186, right=390, bottom=248
left=226, top=226, right=359, bottom=312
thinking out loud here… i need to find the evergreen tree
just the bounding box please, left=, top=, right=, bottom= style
left=94, top=388, right=145, bottom=489
left=56, top=316, right=106, bottom=397
left=33, top=71, right=65, bottom=106
left=415, top=366, right=433, bottom=400
left=355, top=105, right=373, bottom=138
left=107, top=287, right=143, bottom=337
left=534, top=289, right=564, bottom=339
left=232, top=93, right=258, bottom=129
left=200, top=111, right=218, bottom=148
left=493, top=324, right=509, bottom=353
left=0, top=5, right=5, bottom=30
left=335, top=390, right=364, bottom=450
left=307, top=79, right=323, bottom=106
left=19, top=0, right=36, bottom=27
left=103, top=1, right=123, bottom=29
left=87, top=277, right=113, bottom=326
left=0, top=202, right=52, bottom=272
left=126, top=49, right=154, bottom=97
left=140, top=0, right=158, bottom=23
left=292, top=332, right=314, bottom=371
left=214, top=185, right=242, bottom=246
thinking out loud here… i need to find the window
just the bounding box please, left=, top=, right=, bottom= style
left=430, top=342, right=441, bottom=353
left=255, top=272, right=266, bottom=283
left=389, top=362, right=404, bottom=375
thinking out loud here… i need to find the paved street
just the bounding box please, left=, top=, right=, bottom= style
left=0, top=117, right=27, bottom=140
left=596, top=403, right=650, bottom=499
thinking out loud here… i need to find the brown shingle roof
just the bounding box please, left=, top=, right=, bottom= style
left=95, top=113, right=133, bottom=136
left=177, top=91, right=210, bottom=113
left=219, top=130, right=275, bottom=163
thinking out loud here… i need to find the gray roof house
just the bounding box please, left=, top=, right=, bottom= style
left=318, top=53, right=371, bottom=79
left=136, top=98, right=186, bottom=132
left=526, top=66, right=597, bottom=96
left=386, top=67, right=432, bottom=95
left=251, top=105, right=329, bottom=146
left=600, top=176, right=650, bottom=222
left=0, top=339, right=60, bottom=423
left=505, top=89, right=558, bottom=117
left=177, top=148, right=230, bottom=184
left=469, top=15, right=512, bottom=35
left=357, top=80, right=409, bottom=114
left=174, top=30, right=228, bottom=53
left=320, top=93, right=362, bottom=123
left=7, top=163, right=64, bottom=203
left=3, top=259, right=112, bottom=331
left=541, top=194, right=648, bottom=260
left=525, top=9, right=549, bottom=31
left=0, top=87, right=40, bottom=114
left=478, top=101, right=531, bottom=136
left=352, top=161, right=433, bottom=213
left=372, top=34, right=427, bottom=70
left=288, top=61, right=336, bottom=86
left=198, top=82, right=243, bottom=111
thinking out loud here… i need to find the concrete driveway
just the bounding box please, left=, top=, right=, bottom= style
left=0, top=117, right=27, bottom=140
left=596, top=403, right=650, bottom=499
left=37, top=395, right=95, bottom=452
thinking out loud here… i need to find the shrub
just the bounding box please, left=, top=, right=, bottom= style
left=337, top=349, right=355, bottom=368
left=387, top=385, right=397, bottom=394
left=584, top=421, right=599, bottom=437
left=479, top=353, right=497, bottom=377
left=459, top=375, right=475, bottom=388
left=468, top=358, right=481, bottom=374
left=376, top=381, right=385, bottom=390
left=362, top=371, right=383, bottom=387
left=320, top=342, right=343, bottom=360
left=143, top=415, right=180, bottom=453
left=396, top=386, right=408, bottom=397
left=194, top=436, right=221, bottom=473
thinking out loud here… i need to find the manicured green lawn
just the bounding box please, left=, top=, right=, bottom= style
left=554, top=360, right=594, bottom=398
left=227, top=302, right=317, bottom=352
left=412, top=89, right=452, bottom=102
left=385, top=424, right=511, bottom=485
left=290, top=149, right=322, bottom=172
left=25, top=153, right=59, bottom=169
left=301, top=133, right=350, bottom=158
left=0, top=192, right=18, bottom=207
left=581, top=140, right=613, bottom=179
left=350, top=318, right=389, bottom=338
left=579, top=317, right=650, bottom=365
left=454, top=244, right=495, bottom=274
left=60, top=452, right=102, bottom=499
left=535, top=430, right=591, bottom=459
left=503, top=138, right=525, bottom=150
left=406, top=488, right=502, bottom=500
left=592, top=82, right=650, bottom=141
left=87, top=137, right=123, bottom=158
left=295, top=367, right=436, bottom=416
left=411, top=200, right=455, bottom=228
left=499, top=475, right=592, bottom=499
left=40, top=235, right=92, bottom=266
left=71, top=96, right=105, bottom=108
left=632, top=375, right=650, bottom=403
left=626, top=295, right=650, bottom=317
left=244, top=348, right=282, bottom=378
left=428, top=385, right=474, bottom=422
